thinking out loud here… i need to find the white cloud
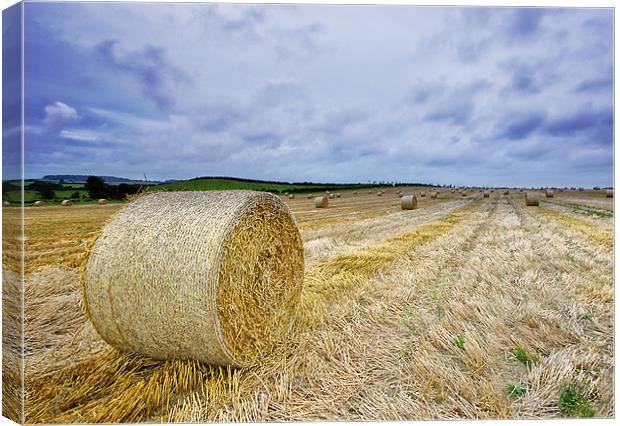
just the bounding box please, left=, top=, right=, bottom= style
left=43, top=101, right=80, bottom=126
left=59, top=129, right=102, bottom=142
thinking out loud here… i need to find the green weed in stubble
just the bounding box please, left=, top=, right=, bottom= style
left=506, top=381, right=526, bottom=398
left=512, top=345, right=537, bottom=370
left=558, top=381, right=596, bottom=418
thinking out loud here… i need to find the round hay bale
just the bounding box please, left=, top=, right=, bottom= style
left=61, top=200, right=72, bottom=206
left=289, top=194, right=295, bottom=199
left=461, top=191, right=467, bottom=197
left=328, top=193, right=335, bottom=199
left=33, top=201, right=43, bottom=207
left=307, top=194, right=313, bottom=199
left=483, top=191, right=490, bottom=198
left=525, top=192, right=540, bottom=206
left=377, top=191, right=383, bottom=197
left=401, top=195, right=417, bottom=210
left=336, top=193, right=341, bottom=198
left=545, top=189, right=554, bottom=198
left=353, top=191, right=357, bottom=195
left=83, top=191, right=304, bottom=367
left=430, top=192, right=437, bottom=199
left=315, top=196, right=328, bottom=208
left=98, top=198, right=108, bottom=205
left=419, top=191, right=426, bottom=198
left=3, top=201, right=9, bottom=206
left=368, top=190, right=373, bottom=194
left=606, top=189, right=613, bottom=198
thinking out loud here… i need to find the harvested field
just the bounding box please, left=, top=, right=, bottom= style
left=4, top=189, right=614, bottom=422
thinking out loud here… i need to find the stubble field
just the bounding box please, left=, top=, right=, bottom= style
left=2, top=188, right=614, bottom=422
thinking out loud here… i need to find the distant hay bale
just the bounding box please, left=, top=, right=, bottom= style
left=545, top=190, right=554, bottom=198
left=3, top=201, right=9, bottom=206
left=430, top=192, right=437, bottom=199
left=336, top=193, right=341, bottom=198
left=315, top=196, right=328, bottom=208
left=83, top=191, right=304, bottom=367
left=289, top=194, right=295, bottom=199
left=525, top=192, right=540, bottom=206
left=503, top=190, right=509, bottom=195
left=401, top=195, right=417, bottom=210
left=483, top=191, right=490, bottom=198
left=61, top=200, right=72, bottom=206
left=33, top=201, right=43, bottom=207
left=606, top=189, right=613, bottom=198
left=420, top=191, right=426, bottom=197
left=307, top=194, right=313, bottom=199
left=353, top=191, right=357, bottom=195
left=451, top=189, right=456, bottom=193
left=329, top=193, right=335, bottom=199
left=368, top=190, right=373, bottom=194
left=377, top=191, right=383, bottom=196
left=98, top=198, right=108, bottom=205
left=461, top=191, right=467, bottom=197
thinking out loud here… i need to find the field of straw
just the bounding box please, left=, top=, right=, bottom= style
left=2, top=188, right=614, bottom=422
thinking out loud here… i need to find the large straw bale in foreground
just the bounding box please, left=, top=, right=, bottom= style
left=525, top=192, right=540, bottom=206
left=83, top=191, right=304, bottom=367
left=315, top=196, right=328, bottom=208
left=401, top=195, right=417, bottom=210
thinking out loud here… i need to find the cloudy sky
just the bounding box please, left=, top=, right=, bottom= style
left=15, top=3, right=614, bottom=186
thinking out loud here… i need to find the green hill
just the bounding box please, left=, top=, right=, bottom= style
left=147, top=177, right=394, bottom=194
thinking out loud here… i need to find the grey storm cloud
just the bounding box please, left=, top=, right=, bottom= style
left=22, top=3, right=613, bottom=187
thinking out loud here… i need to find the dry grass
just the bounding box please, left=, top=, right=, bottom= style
left=534, top=207, right=613, bottom=249
left=8, top=188, right=614, bottom=422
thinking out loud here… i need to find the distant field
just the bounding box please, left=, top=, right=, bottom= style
left=5, top=177, right=434, bottom=204
left=148, top=177, right=411, bottom=194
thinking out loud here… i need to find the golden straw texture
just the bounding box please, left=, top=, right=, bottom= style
left=98, top=199, right=108, bottom=204
left=545, top=189, right=554, bottom=198
left=61, top=200, right=72, bottom=206
left=83, top=190, right=304, bottom=367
